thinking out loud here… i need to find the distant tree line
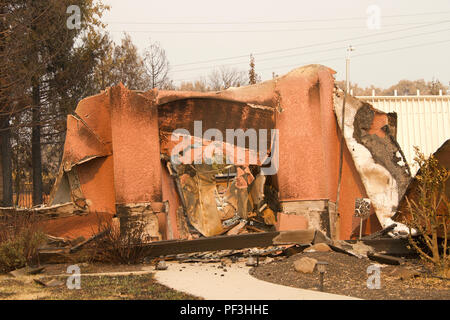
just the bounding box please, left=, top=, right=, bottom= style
left=336, top=79, right=449, bottom=96
left=178, top=55, right=261, bottom=92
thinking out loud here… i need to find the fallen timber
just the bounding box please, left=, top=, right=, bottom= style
left=38, top=229, right=317, bottom=263
left=38, top=228, right=414, bottom=264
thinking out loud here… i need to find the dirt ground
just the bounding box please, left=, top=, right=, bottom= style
left=250, top=251, right=449, bottom=300
left=0, top=271, right=200, bottom=300
left=35, top=262, right=150, bottom=275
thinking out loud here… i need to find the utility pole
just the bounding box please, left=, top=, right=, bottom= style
left=345, top=45, right=355, bottom=93
left=336, top=45, right=355, bottom=240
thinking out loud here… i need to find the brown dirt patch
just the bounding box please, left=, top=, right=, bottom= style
left=35, top=262, right=150, bottom=275
left=0, top=270, right=199, bottom=300
left=250, top=251, right=449, bottom=300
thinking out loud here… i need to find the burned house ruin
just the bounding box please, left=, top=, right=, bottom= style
left=39, top=64, right=412, bottom=241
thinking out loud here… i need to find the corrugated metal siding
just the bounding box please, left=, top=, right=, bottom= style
left=357, top=95, right=450, bottom=175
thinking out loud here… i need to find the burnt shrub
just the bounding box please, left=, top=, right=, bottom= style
left=91, top=213, right=153, bottom=264
left=0, top=213, right=46, bottom=273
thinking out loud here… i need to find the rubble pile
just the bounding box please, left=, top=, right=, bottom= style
left=163, top=245, right=298, bottom=265
left=167, top=161, right=280, bottom=239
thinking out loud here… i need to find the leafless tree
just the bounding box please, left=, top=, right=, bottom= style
left=143, top=40, right=170, bottom=89
left=208, top=66, right=246, bottom=91
left=178, top=78, right=210, bottom=92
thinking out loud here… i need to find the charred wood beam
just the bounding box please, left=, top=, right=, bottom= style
left=367, top=252, right=403, bottom=265
left=361, top=223, right=397, bottom=240
left=38, top=229, right=318, bottom=263
left=69, top=229, right=109, bottom=253
left=345, top=238, right=413, bottom=256
left=138, top=229, right=316, bottom=257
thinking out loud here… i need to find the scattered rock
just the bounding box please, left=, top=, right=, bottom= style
left=264, top=257, right=274, bottom=264
left=155, top=261, right=168, bottom=270
left=304, top=243, right=331, bottom=253
left=293, top=257, right=317, bottom=273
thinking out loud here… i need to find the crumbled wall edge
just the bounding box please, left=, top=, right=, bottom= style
left=333, top=89, right=412, bottom=237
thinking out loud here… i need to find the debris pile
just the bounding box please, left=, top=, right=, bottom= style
left=165, top=161, right=281, bottom=239
left=163, top=245, right=297, bottom=265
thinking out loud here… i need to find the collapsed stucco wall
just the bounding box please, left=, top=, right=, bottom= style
left=333, top=91, right=412, bottom=236
left=44, top=64, right=409, bottom=240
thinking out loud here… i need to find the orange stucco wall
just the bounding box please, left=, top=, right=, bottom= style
left=109, top=86, right=162, bottom=204
left=77, top=156, right=116, bottom=214
left=271, top=66, right=381, bottom=239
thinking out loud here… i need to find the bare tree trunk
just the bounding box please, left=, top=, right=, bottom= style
left=0, top=5, right=12, bottom=207
left=431, top=230, right=440, bottom=264
left=0, top=115, right=13, bottom=206
left=32, top=84, right=43, bottom=205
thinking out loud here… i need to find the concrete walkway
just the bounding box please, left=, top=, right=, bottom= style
left=154, top=262, right=360, bottom=300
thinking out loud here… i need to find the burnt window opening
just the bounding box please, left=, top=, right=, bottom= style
left=166, top=161, right=280, bottom=238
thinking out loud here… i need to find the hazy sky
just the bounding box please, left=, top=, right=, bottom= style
left=101, top=0, right=450, bottom=89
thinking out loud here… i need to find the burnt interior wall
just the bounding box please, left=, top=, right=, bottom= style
left=353, top=103, right=411, bottom=202
left=158, top=98, right=275, bottom=145
left=51, top=173, right=71, bottom=205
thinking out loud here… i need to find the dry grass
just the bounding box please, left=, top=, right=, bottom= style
left=90, top=213, right=153, bottom=265
left=0, top=213, right=46, bottom=273
left=404, top=147, right=449, bottom=276
left=0, top=273, right=200, bottom=300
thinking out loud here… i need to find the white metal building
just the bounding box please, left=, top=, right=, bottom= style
left=357, top=94, right=450, bottom=175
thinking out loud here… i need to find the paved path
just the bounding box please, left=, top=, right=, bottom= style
left=154, top=262, right=360, bottom=300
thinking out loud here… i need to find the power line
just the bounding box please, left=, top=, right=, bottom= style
left=108, top=21, right=443, bottom=34
left=172, top=38, right=450, bottom=82
left=262, top=38, right=450, bottom=72
left=169, top=20, right=450, bottom=68
left=171, top=27, right=450, bottom=73
left=353, top=38, right=450, bottom=59
left=105, top=10, right=450, bottom=25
